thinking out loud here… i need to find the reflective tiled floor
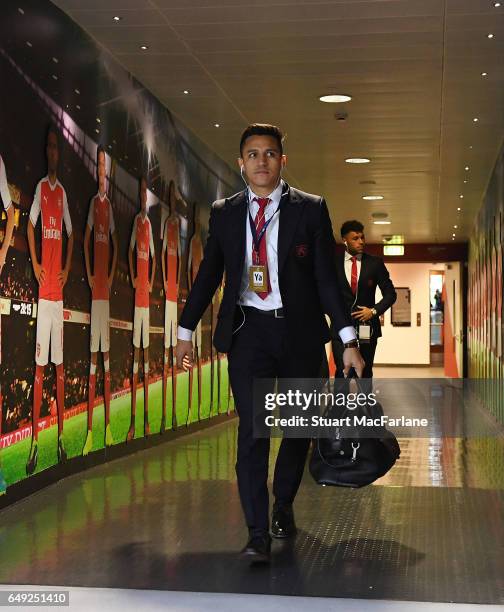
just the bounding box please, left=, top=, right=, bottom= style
left=0, top=412, right=503, bottom=605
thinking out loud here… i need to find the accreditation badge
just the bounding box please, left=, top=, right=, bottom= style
left=249, top=265, right=268, bottom=292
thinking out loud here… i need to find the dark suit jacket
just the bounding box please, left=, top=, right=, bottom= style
left=179, top=183, right=351, bottom=353
left=333, top=252, right=396, bottom=340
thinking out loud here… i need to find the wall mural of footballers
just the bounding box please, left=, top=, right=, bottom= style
left=468, top=146, right=504, bottom=426
left=0, top=0, right=240, bottom=500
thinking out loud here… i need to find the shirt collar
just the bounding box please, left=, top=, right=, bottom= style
left=248, top=180, right=284, bottom=208
left=345, top=251, right=362, bottom=262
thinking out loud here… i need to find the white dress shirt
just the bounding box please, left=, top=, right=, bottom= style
left=178, top=182, right=356, bottom=344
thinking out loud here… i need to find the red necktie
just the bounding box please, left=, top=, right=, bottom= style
left=253, top=197, right=270, bottom=300
left=350, top=256, right=358, bottom=295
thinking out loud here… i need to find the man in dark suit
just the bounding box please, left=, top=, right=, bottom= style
left=176, top=124, right=364, bottom=563
left=332, top=220, right=396, bottom=380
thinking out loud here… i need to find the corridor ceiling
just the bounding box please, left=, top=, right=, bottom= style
left=53, top=0, right=504, bottom=243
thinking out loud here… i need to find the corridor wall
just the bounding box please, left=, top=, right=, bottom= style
left=0, top=0, right=240, bottom=498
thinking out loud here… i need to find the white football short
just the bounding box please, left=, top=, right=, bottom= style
left=36, top=299, right=63, bottom=366
left=164, top=299, right=178, bottom=349
left=133, top=306, right=150, bottom=349
left=90, top=299, right=110, bottom=353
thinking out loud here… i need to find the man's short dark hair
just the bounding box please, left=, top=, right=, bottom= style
left=341, top=220, right=364, bottom=237
left=240, top=123, right=284, bottom=156
left=47, top=124, right=58, bottom=145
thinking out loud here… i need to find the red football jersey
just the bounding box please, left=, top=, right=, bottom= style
left=87, top=193, right=115, bottom=301
left=163, top=215, right=180, bottom=302
left=29, top=177, right=72, bottom=302
left=130, top=213, right=154, bottom=308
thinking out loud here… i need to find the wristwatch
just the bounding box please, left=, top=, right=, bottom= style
left=371, top=308, right=377, bottom=317
left=343, top=339, right=360, bottom=349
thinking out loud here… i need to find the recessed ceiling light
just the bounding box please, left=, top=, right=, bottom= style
left=18, top=7, right=25, bottom=14
left=140, top=45, right=148, bottom=50
left=465, top=166, right=470, bottom=171
left=95, top=128, right=100, bottom=134
left=319, top=94, right=352, bottom=103
left=345, top=158, right=370, bottom=164
left=113, top=15, right=122, bottom=21
left=96, top=118, right=101, bottom=123
left=463, top=180, right=468, bottom=184
left=76, top=104, right=81, bottom=110
left=454, top=225, right=458, bottom=229
left=373, top=220, right=391, bottom=225
left=214, top=123, right=220, bottom=128
left=481, top=72, right=488, bottom=77
left=75, top=88, right=80, bottom=94
left=460, top=195, right=464, bottom=198
left=452, top=233, right=456, bottom=237
left=473, top=117, right=479, bottom=122
left=487, top=33, right=494, bottom=38
left=495, top=2, right=501, bottom=7
left=457, top=207, right=461, bottom=211
left=52, top=57, right=58, bottom=64
left=183, top=90, right=189, bottom=95
left=52, top=74, right=58, bottom=80
left=363, top=195, right=384, bottom=200
left=26, top=41, right=32, bottom=47
left=469, top=145, right=473, bottom=149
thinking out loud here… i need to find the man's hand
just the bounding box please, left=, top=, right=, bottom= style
left=352, top=306, right=374, bottom=322
left=58, top=267, right=69, bottom=289
left=88, top=275, right=95, bottom=290
left=176, top=339, right=193, bottom=371
left=33, top=261, right=46, bottom=286
left=342, top=347, right=365, bottom=378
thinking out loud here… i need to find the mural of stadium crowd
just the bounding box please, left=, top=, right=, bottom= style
left=0, top=1, right=241, bottom=493
left=468, top=146, right=504, bottom=427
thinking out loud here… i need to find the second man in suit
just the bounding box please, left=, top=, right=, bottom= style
left=332, top=219, right=396, bottom=379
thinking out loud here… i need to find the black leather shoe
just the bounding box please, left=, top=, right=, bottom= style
left=271, top=504, right=297, bottom=539
left=239, top=534, right=271, bottom=563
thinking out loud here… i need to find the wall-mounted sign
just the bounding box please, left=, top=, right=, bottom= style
left=391, top=287, right=411, bottom=326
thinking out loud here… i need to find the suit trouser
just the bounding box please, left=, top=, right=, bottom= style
left=227, top=308, right=327, bottom=536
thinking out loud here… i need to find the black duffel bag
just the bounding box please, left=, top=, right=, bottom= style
left=309, top=380, right=400, bottom=488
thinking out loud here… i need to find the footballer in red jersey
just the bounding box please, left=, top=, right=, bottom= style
left=127, top=176, right=156, bottom=441
left=160, top=181, right=181, bottom=431
left=82, top=145, right=118, bottom=455
left=26, top=126, right=74, bottom=475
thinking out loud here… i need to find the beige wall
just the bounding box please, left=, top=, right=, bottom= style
left=375, top=262, right=445, bottom=365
